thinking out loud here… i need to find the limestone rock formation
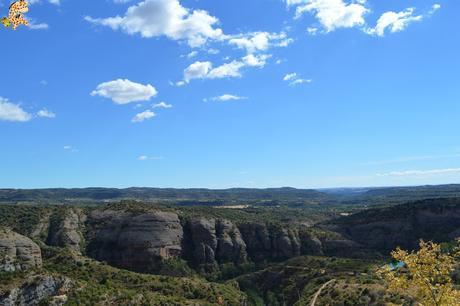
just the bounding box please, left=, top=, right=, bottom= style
left=46, top=209, right=85, bottom=253
left=0, top=275, right=71, bottom=306
left=0, top=228, right=42, bottom=272
left=184, top=218, right=248, bottom=270
left=86, top=209, right=183, bottom=273
left=216, top=219, right=247, bottom=264
left=325, top=198, right=460, bottom=253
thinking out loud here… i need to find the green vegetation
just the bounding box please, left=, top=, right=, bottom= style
left=39, top=246, right=247, bottom=305
left=237, top=256, right=413, bottom=306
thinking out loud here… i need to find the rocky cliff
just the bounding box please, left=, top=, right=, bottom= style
left=46, top=209, right=85, bottom=253
left=0, top=275, right=72, bottom=306
left=85, top=209, right=183, bottom=273
left=325, top=198, right=460, bottom=253
left=182, top=218, right=248, bottom=272
left=0, top=228, right=42, bottom=272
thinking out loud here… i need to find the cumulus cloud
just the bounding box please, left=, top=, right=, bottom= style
left=183, top=54, right=270, bottom=82
left=91, top=79, right=157, bottom=104
left=287, top=0, right=369, bottom=32
left=132, top=110, right=155, bottom=122
left=85, top=0, right=224, bottom=47
left=0, top=97, right=32, bottom=122
left=211, top=94, right=247, bottom=102
left=37, top=109, right=56, bottom=118
left=287, top=1, right=438, bottom=37
left=86, top=0, right=293, bottom=59
left=228, top=32, right=292, bottom=54
left=152, top=102, right=173, bottom=109
left=366, top=8, right=423, bottom=36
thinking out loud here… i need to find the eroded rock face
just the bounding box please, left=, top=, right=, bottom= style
left=239, top=223, right=305, bottom=262
left=188, top=218, right=218, bottom=267
left=47, top=209, right=86, bottom=253
left=0, top=275, right=71, bottom=306
left=216, top=219, right=247, bottom=264
left=238, top=223, right=271, bottom=262
left=326, top=199, right=460, bottom=253
left=0, top=228, right=42, bottom=272
left=184, top=218, right=248, bottom=270
left=86, top=209, right=183, bottom=273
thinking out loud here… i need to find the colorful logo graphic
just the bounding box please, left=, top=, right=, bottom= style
left=1, top=0, right=29, bottom=30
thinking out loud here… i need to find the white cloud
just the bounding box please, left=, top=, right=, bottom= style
left=37, top=108, right=56, bottom=118
left=85, top=0, right=224, bottom=47
left=287, top=0, right=369, bottom=32
left=377, top=168, right=460, bottom=177
left=283, top=73, right=298, bottom=81
left=91, top=79, right=157, bottom=104
left=228, top=32, right=292, bottom=54
left=183, top=54, right=270, bottom=82
left=138, top=155, right=163, bottom=160
left=186, top=51, right=198, bottom=58
left=29, top=0, right=60, bottom=5
left=0, top=97, right=32, bottom=122
left=152, top=102, right=172, bottom=109
left=291, top=78, right=312, bottom=85
left=366, top=8, right=423, bottom=37
left=28, top=21, right=49, bottom=30
left=307, top=27, right=318, bottom=35
left=211, top=94, right=247, bottom=102
left=430, top=4, right=441, bottom=14
left=63, top=145, right=78, bottom=152
left=183, top=61, right=212, bottom=82
left=132, top=110, right=155, bottom=122
left=283, top=72, right=312, bottom=86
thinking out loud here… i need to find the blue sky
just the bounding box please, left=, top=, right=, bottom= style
left=0, top=0, right=459, bottom=189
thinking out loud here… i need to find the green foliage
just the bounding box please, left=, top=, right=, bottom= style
left=41, top=246, right=247, bottom=305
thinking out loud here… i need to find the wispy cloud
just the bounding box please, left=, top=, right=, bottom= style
left=209, top=94, right=247, bottom=102
left=361, top=153, right=460, bottom=166
left=283, top=72, right=312, bottom=86
left=37, top=109, right=56, bottom=118
left=63, top=145, right=78, bottom=152
left=377, top=168, right=460, bottom=177
left=138, top=155, right=163, bottom=161
left=152, top=102, right=173, bottom=109
left=132, top=110, right=155, bottom=123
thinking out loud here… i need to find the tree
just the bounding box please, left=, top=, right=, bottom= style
left=380, top=240, right=460, bottom=306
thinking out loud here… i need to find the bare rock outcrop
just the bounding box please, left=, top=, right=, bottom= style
left=216, top=219, right=247, bottom=264
left=46, top=209, right=86, bottom=253
left=86, top=209, right=183, bottom=273
left=0, top=228, right=42, bottom=272
left=239, top=223, right=305, bottom=262
left=0, top=275, right=71, bottom=306
left=324, top=198, right=460, bottom=254
left=184, top=218, right=248, bottom=271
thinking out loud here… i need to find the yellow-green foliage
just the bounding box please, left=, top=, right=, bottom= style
left=381, top=240, right=460, bottom=306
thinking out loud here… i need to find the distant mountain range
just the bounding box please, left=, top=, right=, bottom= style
left=1, top=184, right=460, bottom=206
